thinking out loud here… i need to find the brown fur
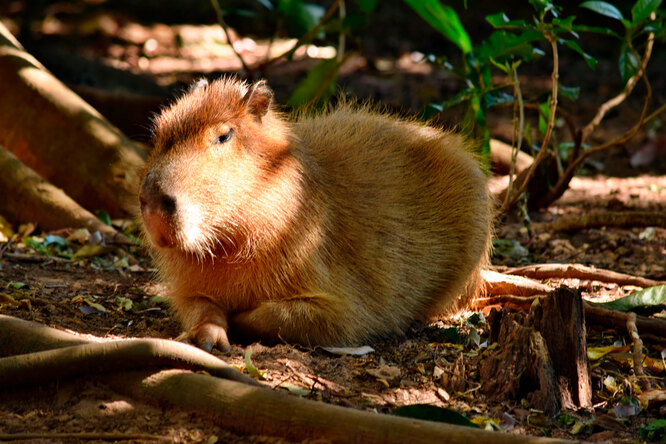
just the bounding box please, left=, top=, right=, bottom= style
left=140, top=77, right=492, bottom=350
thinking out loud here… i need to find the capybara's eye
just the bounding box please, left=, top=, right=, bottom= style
left=214, top=129, right=234, bottom=145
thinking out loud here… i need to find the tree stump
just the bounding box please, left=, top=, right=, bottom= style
left=480, top=286, right=592, bottom=414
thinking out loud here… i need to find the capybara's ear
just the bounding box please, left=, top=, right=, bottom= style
left=243, top=80, right=273, bottom=119
left=189, top=78, right=209, bottom=93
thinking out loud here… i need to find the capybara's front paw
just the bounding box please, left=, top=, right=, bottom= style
left=177, top=321, right=231, bottom=353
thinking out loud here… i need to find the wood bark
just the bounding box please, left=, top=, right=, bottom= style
left=482, top=309, right=560, bottom=414
left=0, top=22, right=145, bottom=218
left=0, top=146, right=125, bottom=240
left=532, top=287, right=592, bottom=410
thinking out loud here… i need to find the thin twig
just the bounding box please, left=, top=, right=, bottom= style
left=210, top=0, right=250, bottom=73
left=563, top=24, right=656, bottom=176
left=626, top=312, right=651, bottom=391
left=337, top=0, right=346, bottom=62
left=264, top=0, right=343, bottom=68
left=581, top=26, right=655, bottom=141
left=501, top=36, right=559, bottom=212
left=503, top=65, right=525, bottom=209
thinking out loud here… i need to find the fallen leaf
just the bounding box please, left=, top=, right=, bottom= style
left=637, top=389, right=666, bottom=410
left=321, top=345, right=375, bottom=356
left=366, top=364, right=401, bottom=384
left=244, top=347, right=265, bottom=380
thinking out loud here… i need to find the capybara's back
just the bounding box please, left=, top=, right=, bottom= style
left=140, top=77, right=491, bottom=351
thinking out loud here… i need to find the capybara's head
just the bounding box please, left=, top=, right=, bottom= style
left=139, top=78, right=295, bottom=260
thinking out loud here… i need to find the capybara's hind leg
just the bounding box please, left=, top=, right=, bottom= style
left=230, top=292, right=357, bottom=346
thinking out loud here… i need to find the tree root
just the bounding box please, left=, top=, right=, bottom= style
left=0, top=315, right=258, bottom=388
left=106, top=369, right=581, bottom=444
left=0, top=432, right=168, bottom=442
left=0, top=314, right=581, bottom=444
left=482, top=269, right=551, bottom=296
left=534, top=211, right=666, bottom=232
left=0, top=21, right=145, bottom=219
left=0, top=146, right=129, bottom=243
left=504, top=263, right=663, bottom=288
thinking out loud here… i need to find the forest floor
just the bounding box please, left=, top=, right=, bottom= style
left=1, top=3, right=666, bottom=443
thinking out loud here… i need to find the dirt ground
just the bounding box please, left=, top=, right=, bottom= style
left=1, top=2, right=666, bottom=443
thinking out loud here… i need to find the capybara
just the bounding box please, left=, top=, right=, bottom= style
left=140, top=77, right=491, bottom=351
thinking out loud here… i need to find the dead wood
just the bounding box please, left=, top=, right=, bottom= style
left=108, top=369, right=581, bottom=444
left=0, top=315, right=257, bottom=387
left=505, top=263, right=663, bottom=288
left=0, top=146, right=129, bottom=242
left=0, top=22, right=145, bottom=218
left=583, top=302, right=666, bottom=342
left=626, top=312, right=651, bottom=391
left=532, top=287, right=592, bottom=409
left=534, top=211, right=666, bottom=232
left=482, top=288, right=592, bottom=413
left=481, top=309, right=560, bottom=414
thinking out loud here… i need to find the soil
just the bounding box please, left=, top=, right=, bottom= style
left=1, top=2, right=665, bottom=443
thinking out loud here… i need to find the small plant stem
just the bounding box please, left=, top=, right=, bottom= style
left=211, top=0, right=250, bottom=73
left=503, top=65, right=525, bottom=209
left=501, top=36, right=559, bottom=213
left=337, top=0, right=346, bottom=62
left=627, top=312, right=651, bottom=391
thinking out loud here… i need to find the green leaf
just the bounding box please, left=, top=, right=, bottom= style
left=474, top=30, right=544, bottom=64
left=580, top=1, right=624, bottom=20
left=391, top=404, right=479, bottom=428
left=278, top=0, right=325, bottom=38
left=287, top=57, right=339, bottom=108
left=530, top=0, right=558, bottom=17
left=403, top=0, right=471, bottom=53
left=557, top=141, right=575, bottom=161
left=639, top=418, right=666, bottom=441
left=486, top=12, right=527, bottom=28
left=563, top=39, right=598, bottom=69
left=618, top=43, right=640, bottom=85
left=116, top=296, right=133, bottom=311
left=95, top=209, right=112, bottom=226
left=485, top=90, right=514, bottom=108
left=632, top=0, right=662, bottom=23
left=559, top=84, right=581, bottom=100
left=538, top=99, right=551, bottom=135
left=600, top=285, right=666, bottom=311
left=553, top=15, right=576, bottom=33
left=356, top=0, right=378, bottom=13
left=572, top=24, right=620, bottom=37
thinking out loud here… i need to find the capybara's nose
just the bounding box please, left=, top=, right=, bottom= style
left=139, top=171, right=177, bottom=217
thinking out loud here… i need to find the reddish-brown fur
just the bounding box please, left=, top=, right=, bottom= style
left=140, top=77, right=492, bottom=351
